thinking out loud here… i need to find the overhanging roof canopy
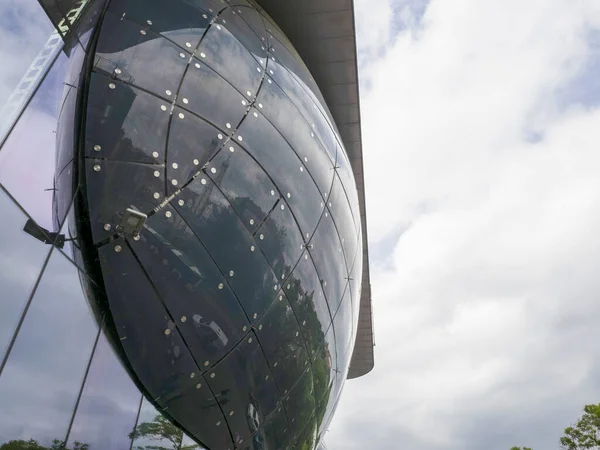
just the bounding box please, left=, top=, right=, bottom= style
left=256, top=0, right=373, bottom=379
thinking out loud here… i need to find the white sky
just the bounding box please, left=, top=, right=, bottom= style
left=327, top=1, right=600, bottom=449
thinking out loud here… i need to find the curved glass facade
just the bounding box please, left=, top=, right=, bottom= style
left=0, top=0, right=362, bottom=449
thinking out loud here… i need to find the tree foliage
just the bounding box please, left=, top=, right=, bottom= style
left=560, top=404, right=600, bottom=450
left=0, top=440, right=88, bottom=450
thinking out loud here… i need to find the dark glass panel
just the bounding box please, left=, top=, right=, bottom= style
left=84, top=158, right=164, bottom=244
left=255, top=198, right=304, bottom=281
left=316, top=388, right=342, bottom=440
left=235, top=6, right=267, bottom=45
left=0, top=52, right=71, bottom=231
left=206, top=141, right=278, bottom=235
left=235, top=107, right=322, bottom=238
left=258, top=74, right=335, bottom=201
left=84, top=72, right=171, bottom=164
left=291, top=415, right=317, bottom=450
left=310, top=208, right=348, bottom=315
left=66, top=332, right=142, bottom=449
left=311, top=325, right=336, bottom=410
left=197, top=20, right=264, bottom=98
left=218, top=7, right=267, bottom=66
left=268, top=60, right=337, bottom=165
left=97, top=239, right=200, bottom=402
left=95, top=13, right=189, bottom=95
left=174, top=176, right=279, bottom=322
left=283, top=368, right=315, bottom=441
left=108, top=0, right=213, bottom=52
left=349, top=243, right=363, bottom=331
left=206, top=332, right=279, bottom=446
left=328, top=173, right=360, bottom=272
left=0, top=250, right=99, bottom=447
left=160, top=376, right=233, bottom=450
left=0, top=189, right=53, bottom=358
left=284, top=251, right=332, bottom=359
left=165, top=106, right=225, bottom=196
left=335, top=145, right=361, bottom=230
left=256, top=290, right=309, bottom=394
left=260, top=403, right=291, bottom=450
left=177, top=60, right=248, bottom=134
left=332, top=284, right=353, bottom=382
left=129, top=207, right=249, bottom=368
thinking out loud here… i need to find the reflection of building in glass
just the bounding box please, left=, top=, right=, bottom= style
left=0, top=0, right=373, bottom=449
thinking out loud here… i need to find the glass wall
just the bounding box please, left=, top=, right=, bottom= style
left=0, top=0, right=362, bottom=448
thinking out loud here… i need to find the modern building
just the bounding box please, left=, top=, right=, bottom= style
left=0, top=0, right=373, bottom=449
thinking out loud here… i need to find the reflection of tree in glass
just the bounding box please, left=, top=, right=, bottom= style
left=0, top=439, right=88, bottom=450
left=129, top=414, right=203, bottom=450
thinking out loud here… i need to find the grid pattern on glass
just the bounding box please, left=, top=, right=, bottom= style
left=0, top=0, right=367, bottom=448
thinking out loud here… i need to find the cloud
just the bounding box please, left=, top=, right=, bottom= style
left=328, top=0, right=600, bottom=449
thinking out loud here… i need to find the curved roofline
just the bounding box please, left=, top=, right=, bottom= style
left=256, top=0, right=374, bottom=379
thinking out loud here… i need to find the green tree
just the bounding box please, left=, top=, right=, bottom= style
left=0, top=440, right=47, bottom=450
left=129, top=414, right=183, bottom=450
left=0, top=440, right=88, bottom=450
left=510, top=447, right=532, bottom=450
left=560, top=403, right=600, bottom=449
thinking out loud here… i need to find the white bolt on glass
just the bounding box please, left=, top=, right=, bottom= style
left=160, top=105, right=167, bottom=111
left=93, top=165, right=101, bottom=172
left=153, top=192, right=160, bottom=199
left=178, top=112, right=184, bottom=119
left=171, top=179, right=178, bottom=186
left=104, top=224, right=111, bottom=231
left=165, top=211, right=172, bottom=218
left=93, top=144, right=101, bottom=151
left=193, top=159, right=199, bottom=165
left=108, top=83, right=116, bottom=89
